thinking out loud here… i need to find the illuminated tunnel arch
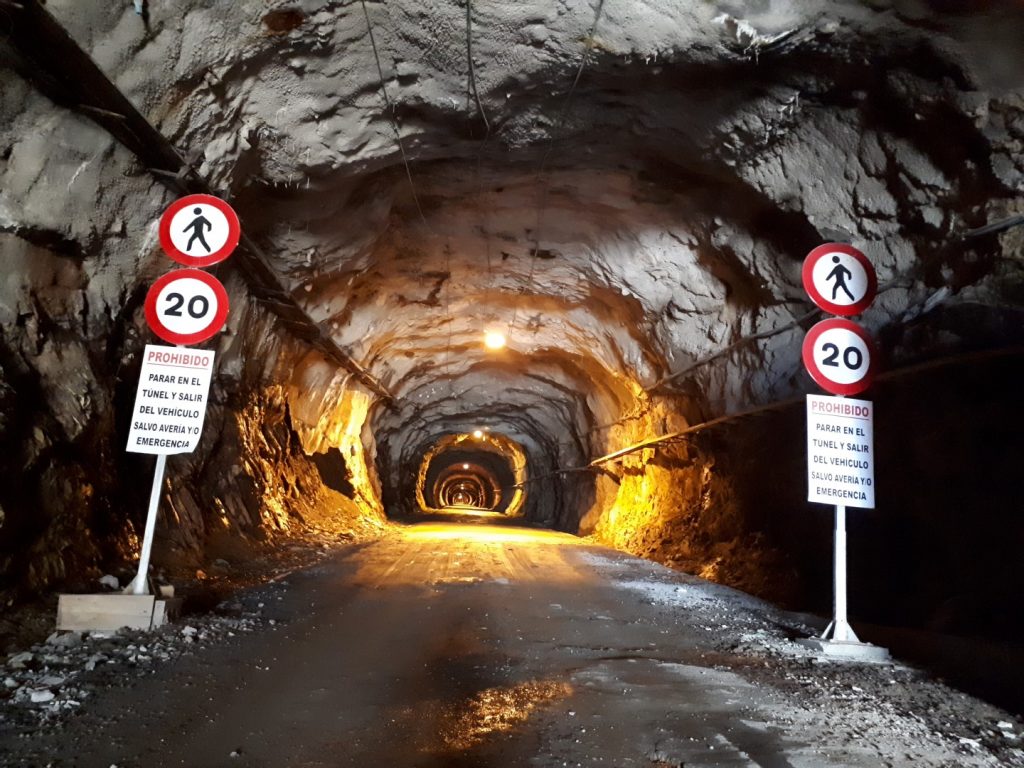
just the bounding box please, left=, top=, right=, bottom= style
left=416, top=432, right=527, bottom=516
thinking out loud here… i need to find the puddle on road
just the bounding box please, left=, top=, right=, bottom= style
left=433, top=679, right=573, bottom=752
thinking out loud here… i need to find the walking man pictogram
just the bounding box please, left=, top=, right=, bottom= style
left=826, top=255, right=856, bottom=302
left=183, top=207, right=212, bottom=253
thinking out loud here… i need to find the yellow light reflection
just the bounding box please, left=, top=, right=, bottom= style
left=472, top=429, right=484, bottom=439
left=405, top=523, right=576, bottom=545
left=436, top=680, right=573, bottom=751
left=436, top=506, right=503, bottom=518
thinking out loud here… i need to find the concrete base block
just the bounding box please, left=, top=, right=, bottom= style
left=798, top=637, right=892, bottom=663
left=152, top=597, right=183, bottom=627
left=57, top=594, right=182, bottom=632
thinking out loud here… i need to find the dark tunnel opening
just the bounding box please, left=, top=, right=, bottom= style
left=406, top=431, right=530, bottom=520
left=424, top=449, right=514, bottom=512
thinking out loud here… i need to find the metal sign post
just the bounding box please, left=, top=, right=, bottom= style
left=125, top=197, right=236, bottom=594
left=58, top=196, right=237, bottom=630
left=128, top=454, right=167, bottom=595
left=800, top=244, right=887, bottom=661
left=824, top=393, right=856, bottom=644
left=824, top=503, right=857, bottom=642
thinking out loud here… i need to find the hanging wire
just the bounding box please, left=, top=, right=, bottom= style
left=443, top=0, right=497, bottom=391
left=443, top=241, right=455, bottom=385
left=466, top=0, right=491, bottom=137
left=466, top=0, right=494, bottom=286
left=360, top=0, right=456, bottom=380
left=508, top=0, right=606, bottom=339
left=549, top=274, right=918, bottom=447
left=360, top=0, right=426, bottom=225
left=648, top=274, right=915, bottom=393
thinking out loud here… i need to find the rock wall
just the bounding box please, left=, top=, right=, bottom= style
left=587, top=350, right=1024, bottom=635
left=0, top=253, right=385, bottom=600
left=581, top=397, right=796, bottom=603
left=0, top=0, right=1022, bottom=635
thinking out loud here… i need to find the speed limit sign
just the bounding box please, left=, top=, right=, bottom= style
left=144, top=269, right=229, bottom=345
left=801, top=318, right=877, bottom=396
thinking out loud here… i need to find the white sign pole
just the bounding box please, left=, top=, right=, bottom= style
left=824, top=503, right=860, bottom=642
left=129, top=453, right=167, bottom=595
left=820, top=395, right=860, bottom=643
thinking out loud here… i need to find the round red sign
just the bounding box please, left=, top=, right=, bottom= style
left=144, top=269, right=230, bottom=346
left=802, top=318, right=877, bottom=396
left=802, top=243, right=877, bottom=316
left=158, top=194, right=240, bottom=267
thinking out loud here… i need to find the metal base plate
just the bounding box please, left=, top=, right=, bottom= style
left=798, top=637, right=892, bottom=663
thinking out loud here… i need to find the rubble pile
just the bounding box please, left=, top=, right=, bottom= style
left=0, top=597, right=271, bottom=731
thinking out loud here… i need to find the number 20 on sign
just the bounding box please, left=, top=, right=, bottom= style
left=801, top=318, right=877, bottom=397
left=144, top=268, right=229, bottom=346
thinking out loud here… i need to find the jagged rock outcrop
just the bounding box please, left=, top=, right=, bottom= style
left=0, top=1, right=1021, bottom=631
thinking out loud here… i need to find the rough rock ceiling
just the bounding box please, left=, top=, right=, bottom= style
left=1, top=0, right=1022, bottom=529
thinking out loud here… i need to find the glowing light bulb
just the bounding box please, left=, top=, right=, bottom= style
left=483, top=330, right=506, bottom=350
left=473, top=430, right=484, bottom=439
left=462, top=463, right=470, bottom=470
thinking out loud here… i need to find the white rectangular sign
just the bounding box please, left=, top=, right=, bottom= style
left=807, top=394, right=875, bottom=509
left=126, top=344, right=215, bottom=455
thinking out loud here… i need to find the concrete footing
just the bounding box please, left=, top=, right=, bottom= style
left=57, top=594, right=183, bottom=631
left=798, top=636, right=891, bottom=663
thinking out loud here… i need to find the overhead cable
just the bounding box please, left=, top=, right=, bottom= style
left=510, top=0, right=607, bottom=338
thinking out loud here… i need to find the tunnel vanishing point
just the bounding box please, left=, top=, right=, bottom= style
left=0, top=1, right=1023, bottom=656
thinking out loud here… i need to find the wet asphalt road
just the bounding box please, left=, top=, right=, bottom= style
left=3, top=519, right=1017, bottom=768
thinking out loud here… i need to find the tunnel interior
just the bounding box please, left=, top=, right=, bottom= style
left=418, top=434, right=522, bottom=515
left=0, top=0, right=1022, bottom=683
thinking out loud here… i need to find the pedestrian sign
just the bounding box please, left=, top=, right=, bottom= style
left=802, top=243, right=877, bottom=316
left=158, top=194, right=240, bottom=267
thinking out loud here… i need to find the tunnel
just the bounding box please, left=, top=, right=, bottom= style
left=1, top=0, right=1024, bottom=753
left=416, top=432, right=523, bottom=515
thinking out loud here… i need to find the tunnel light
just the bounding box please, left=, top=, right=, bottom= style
left=483, top=330, right=506, bottom=350
left=462, top=463, right=470, bottom=470
left=472, top=429, right=484, bottom=439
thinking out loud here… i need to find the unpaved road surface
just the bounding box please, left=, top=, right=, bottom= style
left=2, top=522, right=1022, bottom=767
